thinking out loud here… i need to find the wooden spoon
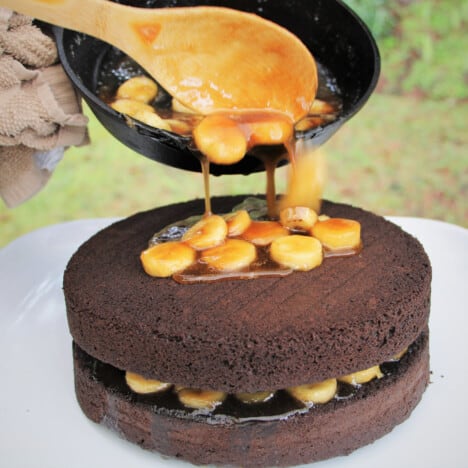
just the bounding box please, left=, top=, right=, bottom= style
left=2, top=0, right=317, bottom=121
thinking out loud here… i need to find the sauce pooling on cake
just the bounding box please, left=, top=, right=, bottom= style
left=141, top=198, right=362, bottom=283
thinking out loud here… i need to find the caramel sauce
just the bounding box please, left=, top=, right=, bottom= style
left=75, top=337, right=420, bottom=424
left=149, top=196, right=361, bottom=285
left=173, top=244, right=291, bottom=285
left=265, top=156, right=279, bottom=219
left=199, top=155, right=212, bottom=215
left=323, top=243, right=363, bottom=258
left=252, top=149, right=289, bottom=219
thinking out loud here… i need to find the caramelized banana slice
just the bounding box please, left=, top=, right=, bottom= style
left=125, top=371, right=171, bottom=394
left=224, top=210, right=252, bottom=237
left=193, top=115, right=247, bottom=165
left=309, top=99, right=336, bottom=114
left=235, top=391, right=274, bottom=404
left=294, top=116, right=325, bottom=132
left=182, top=215, right=228, bottom=250
left=140, top=241, right=196, bottom=277
left=241, top=221, right=289, bottom=246
left=132, top=109, right=171, bottom=131
left=116, top=75, right=158, bottom=103
left=201, top=239, right=256, bottom=272
left=165, top=119, right=192, bottom=135
left=177, top=388, right=226, bottom=410
left=248, top=117, right=293, bottom=146
left=110, top=98, right=155, bottom=117
left=288, top=379, right=337, bottom=405
left=270, top=235, right=322, bottom=271
left=311, top=218, right=361, bottom=251
left=339, top=366, right=384, bottom=386
left=279, top=206, right=318, bottom=232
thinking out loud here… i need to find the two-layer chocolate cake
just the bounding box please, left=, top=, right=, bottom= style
left=63, top=195, right=431, bottom=467
left=61, top=1, right=430, bottom=463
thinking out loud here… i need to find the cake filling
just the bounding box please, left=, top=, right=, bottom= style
left=73, top=337, right=424, bottom=425
left=124, top=357, right=396, bottom=412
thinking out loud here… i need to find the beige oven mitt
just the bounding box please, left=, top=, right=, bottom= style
left=0, top=8, right=89, bottom=208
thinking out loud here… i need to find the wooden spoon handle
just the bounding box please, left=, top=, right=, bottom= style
left=0, top=0, right=160, bottom=51
left=1, top=0, right=116, bottom=38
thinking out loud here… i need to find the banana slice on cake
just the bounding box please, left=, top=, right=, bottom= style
left=201, top=239, right=256, bottom=272
left=182, top=215, right=228, bottom=250
left=241, top=221, right=289, bottom=246
left=270, top=235, right=323, bottom=271
left=279, top=206, right=318, bottom=232
left=339, top=366, right=383, bottom=386
left=235, top=391, right=274, bottom=404
left=224, top=210, right=252, bottom=237
left=177, top=388, right=226, bottom=410
left=140, top=241, right=196, bottom=277
left=125, top=372, right=171, bottom=394
left=311, top=218, right=361, bottom=251
left=288, top=379, right=337, bottom=405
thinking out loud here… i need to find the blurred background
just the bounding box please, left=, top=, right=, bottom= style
left=1, top=0, right=466, bottom=247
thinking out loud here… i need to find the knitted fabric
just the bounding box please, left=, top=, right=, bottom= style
left=0, top=8, right=89, bottom=208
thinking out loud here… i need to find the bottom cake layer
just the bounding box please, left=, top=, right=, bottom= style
left=73, top=331, right=429, bottom=467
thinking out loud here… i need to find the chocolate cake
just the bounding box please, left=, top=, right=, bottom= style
left=63, top=195, right=431, bottom=467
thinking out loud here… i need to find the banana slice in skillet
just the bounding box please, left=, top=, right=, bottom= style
left=116, top=75, right=158, bottom=103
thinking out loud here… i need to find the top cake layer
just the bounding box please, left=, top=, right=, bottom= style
left=63, top=196, right=431, bottom=392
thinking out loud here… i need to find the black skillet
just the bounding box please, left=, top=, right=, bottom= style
left=53, top=0, right=380, bottom=176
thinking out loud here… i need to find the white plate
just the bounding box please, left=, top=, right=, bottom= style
left=0, top=217, right=467, bottom=468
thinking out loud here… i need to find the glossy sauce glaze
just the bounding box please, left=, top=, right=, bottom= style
left=147, top=198, right=361, bottom=284
left=74, top=337, right=419, bottom=425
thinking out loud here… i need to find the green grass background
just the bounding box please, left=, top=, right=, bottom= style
left=1, top=0, right=467, bottom=247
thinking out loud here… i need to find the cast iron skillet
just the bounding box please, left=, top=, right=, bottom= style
left=54, top=0, right=380, bottom=175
